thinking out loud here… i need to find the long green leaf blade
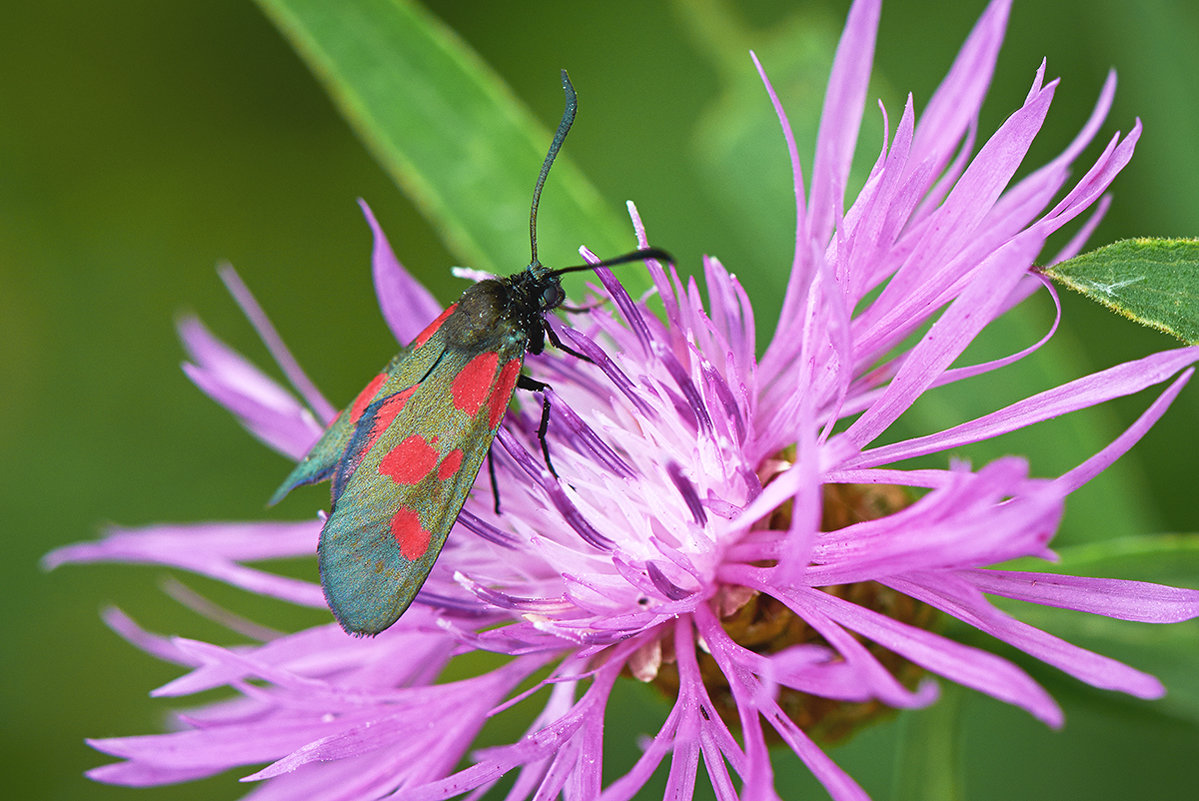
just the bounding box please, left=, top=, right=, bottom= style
left=252, top=0, right=636, bottom=285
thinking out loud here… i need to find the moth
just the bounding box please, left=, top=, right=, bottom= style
left=271, top=70, right=669, bottom=635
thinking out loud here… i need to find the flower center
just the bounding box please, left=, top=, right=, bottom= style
left=648, top=483, right=936, bottom=744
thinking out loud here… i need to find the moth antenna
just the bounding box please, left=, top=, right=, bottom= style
left=549, top=247, right=674, bottom=277
left=529, top=69, right=577, bottom=268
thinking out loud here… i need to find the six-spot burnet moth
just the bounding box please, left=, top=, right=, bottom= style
left=271, top=70, right=671, bottom=636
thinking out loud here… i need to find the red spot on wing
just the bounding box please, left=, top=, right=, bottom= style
left=412, top=303, right=458, bottom=349
left=378, top=435, right=440, bottom=485
left=451, top=352, right=500, bottom=415
left=437, top=449, right=464, bottom=481
left=488, top=359, right=522, bottom=428
left=368, top=386, right=417, bottom=443
left=349, top=372, right=388, bottom=424
left=390, top=508, right=431, bottom=561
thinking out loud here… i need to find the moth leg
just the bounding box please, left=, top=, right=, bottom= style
left=487, top=447, right=501, bottom=514
left=517, top=374, right=558, bottom=478
left=544, top=324, right=593, bottom=364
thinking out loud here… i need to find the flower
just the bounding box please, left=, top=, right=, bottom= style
left=46, top=0, right=1199, bottom=798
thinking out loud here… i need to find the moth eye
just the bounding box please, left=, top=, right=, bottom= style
left=541, top=283, right=565, bottom=310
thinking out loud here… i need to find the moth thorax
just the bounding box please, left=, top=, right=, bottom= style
left=446, top=280, right=508, bottom=350
left=502, top=268, right=562, bottom=355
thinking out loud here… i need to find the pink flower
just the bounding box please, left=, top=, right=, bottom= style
left=47, top=0, right=1199, bottom=798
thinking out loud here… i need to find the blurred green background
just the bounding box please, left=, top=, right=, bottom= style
left=5, top=0, right=1199, bottom=798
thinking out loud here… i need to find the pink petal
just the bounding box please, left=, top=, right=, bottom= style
left=928, top=273, right=1061, bottom=389
left=805, top=460, right=1063, bottom=581
left=846, top=347, right=1199, bottom=468
left=98, top=607, right=197, bottom=667
left=86, top=760, right=223, bottom=787
left=46, top=520, right=318, bottom=566
left=774, top=585, right=1063, bottom=726
left=240, top=752, right=413, bottom=801
left=761, top=703, right=871, bottom=801
left=892, top=573, right=1166, bottom=698
left=219, top=265, right=336, bottom=424
left=855, top=79, right=1057, bottom=364
left=963, top=569, right=1199, bottom=624
left=750, top=51, right=813, bottom=357
left=88, top=713, right=364, bottom=773
left=910, top=0, right=1011, bottom=177
left=844, top=230, right=1044, bottom=448
left=1057, top=369, right=1192, bottom=493
left=178, top=316, right=322, bottom=460
left=809, top=0, right=881, bottom=243
left=45, top=521, right=324, bottom=606
left=358, top=199, right=443, bottom=346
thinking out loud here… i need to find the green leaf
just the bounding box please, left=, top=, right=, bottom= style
left=891, top=683, right=966, bottom=801
left=252, top=0, right=640, bottom=294
left=1043, top=238, right=1199, bottom=344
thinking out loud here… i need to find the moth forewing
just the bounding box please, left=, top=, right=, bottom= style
left=317, top=304, right=526, bottom=635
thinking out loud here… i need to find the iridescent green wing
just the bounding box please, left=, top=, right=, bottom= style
left=318, top=320, right=525, bottom=636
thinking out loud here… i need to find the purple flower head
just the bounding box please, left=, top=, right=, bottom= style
left=47, top=0, right=1199, bottom=798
